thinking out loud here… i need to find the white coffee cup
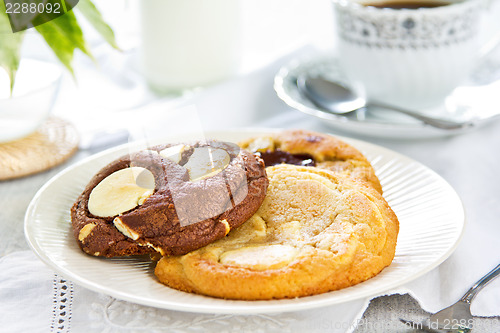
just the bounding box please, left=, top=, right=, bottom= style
left=332, top=0, right=498, bottom=110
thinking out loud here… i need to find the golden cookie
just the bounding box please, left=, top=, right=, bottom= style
left=155, top=164, right=399, bottom=300
left=239, top=129, right=382, bottom=193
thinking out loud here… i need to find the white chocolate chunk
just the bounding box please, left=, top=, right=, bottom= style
left=159, top=144, right=187, bottom=164
left=78, top=223, right=96, bottom=242
left=220, top=219, right=231, bottom=235
left=113, top=217, right=140, bottom=240
left=184, top=147, right=230, bottom=181
left=145, top=242, right=166, bottom=256
left=219, top=245, right=299, bottom=270
left=247, top=136, right=274, bottom=152
left=88, top=167, right=155, bottom=217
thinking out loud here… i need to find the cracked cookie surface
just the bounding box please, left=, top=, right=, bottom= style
left=71, top=141, right=268, bottom=257
left=239, top=129, right=383, bottom=194
left=155, top=164, right=398, bottom=300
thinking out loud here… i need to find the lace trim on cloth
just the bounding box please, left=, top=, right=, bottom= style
left=51, top=274, right=74, bottom=333
left=89, top=296, right=297, bottom=333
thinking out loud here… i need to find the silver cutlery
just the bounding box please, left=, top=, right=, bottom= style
left=296, top=75, right=479, bottom=131
left=400, top=263, right=500, bottom=332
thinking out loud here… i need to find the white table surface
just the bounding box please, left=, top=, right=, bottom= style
left=2, top=0, right=500, bottom=331
left=2, top=47, right=500, bottom=331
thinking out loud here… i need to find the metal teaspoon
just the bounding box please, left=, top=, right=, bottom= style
left=296, top=75, right=477, bottom=130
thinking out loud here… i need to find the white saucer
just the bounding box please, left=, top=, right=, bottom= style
left=274, top=55, right=500, bottom=139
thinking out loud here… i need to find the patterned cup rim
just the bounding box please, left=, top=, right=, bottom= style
left=332, top=0, right=482, bottom=13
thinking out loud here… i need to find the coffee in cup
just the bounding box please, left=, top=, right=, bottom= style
left=332, top=0, right=497, bottom=111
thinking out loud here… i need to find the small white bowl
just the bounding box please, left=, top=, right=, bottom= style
left=0, top=59, right=62, bottom=143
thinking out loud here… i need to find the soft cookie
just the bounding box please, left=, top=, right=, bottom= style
left=239, top=129, right=383, bottom=193
left=155, top=164, right=399, bottom=300
left=71, top=141, right=268, bottom=257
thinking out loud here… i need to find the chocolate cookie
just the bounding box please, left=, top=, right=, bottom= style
left=239, top=129, right=383, bottom=193
left=71, top=140, right=268, bottom=257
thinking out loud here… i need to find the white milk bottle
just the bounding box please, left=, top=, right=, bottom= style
left=139, top=0, right=241, bottom=94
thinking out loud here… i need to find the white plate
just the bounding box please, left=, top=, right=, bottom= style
left=25, top=129, right=465, bottom=314
left=274, top=55, right=500, bottom=139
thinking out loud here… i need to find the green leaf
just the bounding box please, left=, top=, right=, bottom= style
left=2, top=0, right=117, bottom=89
left=0, top=3, right=25, bottom=92
left=34, top=6, right=93, bottom=75
left=77, top=0, right=119, bottom=49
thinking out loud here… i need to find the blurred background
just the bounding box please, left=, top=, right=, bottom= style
left=5, top=0, right=500, bottom=146
left=4, top=0, right=339, bottom=147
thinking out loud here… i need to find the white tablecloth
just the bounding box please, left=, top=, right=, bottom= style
left=1, top=47, right=500, bottom=332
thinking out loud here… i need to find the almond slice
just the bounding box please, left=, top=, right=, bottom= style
left=88, top=167, right=155, bottom=217
left=184, top=147, right=230, bottom=181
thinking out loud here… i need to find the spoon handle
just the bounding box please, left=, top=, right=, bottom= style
left=370, top=101, right=475, bottom=130
left=460, top=263, right=500, bottom=304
